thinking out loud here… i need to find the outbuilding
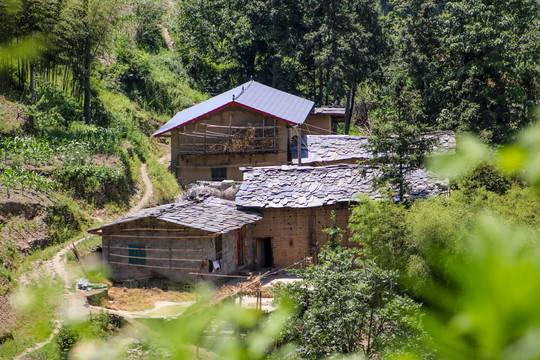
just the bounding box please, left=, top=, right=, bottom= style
left=87, top=196, right=262, bottom=286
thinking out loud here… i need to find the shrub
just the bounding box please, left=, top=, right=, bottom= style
left=28, top=83, right=82, bottom=132
left=55, top=325, right=80, bottom=359
left=275, top=245, right=427, bottom=359
left=146, top=157, right=180, bottom=205
left=55, top=164, right=128, bottom=203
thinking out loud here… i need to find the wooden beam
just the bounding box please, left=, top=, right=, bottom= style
left=108, top=261, right=199, bottom=271
left=106, top=246, right=205, bottom=252
left=109, top=253, right=204, bottom=262
left=104, top=234, right=215, bottom=239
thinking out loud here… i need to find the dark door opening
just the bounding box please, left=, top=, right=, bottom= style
left=256, top=238, right=273, bottom=268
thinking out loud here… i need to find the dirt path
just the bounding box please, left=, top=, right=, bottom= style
left=127, top=164, right=153, bottom=216
left=14, top=163, right=155, bottom=359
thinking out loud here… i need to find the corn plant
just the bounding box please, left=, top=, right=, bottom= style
left=0, top=168, right=57, bottom=194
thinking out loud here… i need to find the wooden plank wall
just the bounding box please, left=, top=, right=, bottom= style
left=251, top=204, right=352, bottom=268
left=101, top=218, right=251, bottom=284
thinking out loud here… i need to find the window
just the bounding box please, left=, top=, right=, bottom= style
left=211, top=167, right=227, bottom=181
left=129, top=245, right=146, bottom=265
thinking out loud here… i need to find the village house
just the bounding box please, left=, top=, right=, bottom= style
left=87, top=196, right=262, bottom=286
left=152, top=80, right=345, bottom=185
left=235, top=164, right=447, bottom=268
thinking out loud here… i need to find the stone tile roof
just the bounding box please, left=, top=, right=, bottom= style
left=235, top=164, right=447, bottom=208
left=310, top=107, right=346, bottom=115
left=291, top=135, right=371, bottom=164
left=88, top=196, right=262, bottom=234
left=291, top=131, right=456, bottom=165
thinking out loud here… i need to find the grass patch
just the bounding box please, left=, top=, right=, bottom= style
left=66, top=235, right=102, bottom=263
left=102, top=288, right=194, bottom=312
left=0, top=275, right=62, bottom=360
left=20, top=341, right=58, bottom=360
left=146, top=157, right=181, bottom=206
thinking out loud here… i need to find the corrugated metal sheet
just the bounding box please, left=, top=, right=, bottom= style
left=153, top=81, right=314, bottom=137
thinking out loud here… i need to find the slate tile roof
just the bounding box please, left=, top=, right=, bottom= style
left=88, top=196, right=262, bottom=234
left=235, top=164, right=447, bottom=209
left=310, top=107, right=346, bottom=115
left=291, top=135, right=371, bottom=164
left=153, top=80, right=315, bottom=136
left=291, top=131, right=456, bottom=165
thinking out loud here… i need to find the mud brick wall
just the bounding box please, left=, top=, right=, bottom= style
left=251, top=203, right=352, bottom=268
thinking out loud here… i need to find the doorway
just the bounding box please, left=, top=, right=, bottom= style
left=256, top=238, right=273, bottom=268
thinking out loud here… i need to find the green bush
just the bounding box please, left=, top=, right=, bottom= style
left=349, top=197, right=409, bottom=272
left=44, top=195, right=85, bottom=243
left=28, top=83, right=82, bottom=132
left=55, top=164, right=126, bottom=198
left=55, top=325, right=80, bottom=359
left=275, top=245, right=427, bottom=359
left=146, top=156, right=180, bottom=205
left=457, top=163, right=516, bottom=195
left=134, top=0, right=167, bottom=53
left=349, top=185, right=540, bottom=295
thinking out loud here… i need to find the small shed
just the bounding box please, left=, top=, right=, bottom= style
left=235, top=164, right=447, bottom=268
left=87, top=196, right=262, bottom=286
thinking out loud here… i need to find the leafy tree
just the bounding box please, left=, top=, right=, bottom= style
left=52, top=0, right=118, bottom=124
left=275, top=245, right=426, bottom=359
left=303, top=0, right=386, bottom=120
left=366, top=67, right=433, bottom=202
left=384, top=0, right=445, bottom=126
left=434, top=0, right=540, bottom=143
left=349, top=196, right=409, bottom=272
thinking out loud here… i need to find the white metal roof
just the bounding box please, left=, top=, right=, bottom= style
left=153, top=81, right=315, bottom=137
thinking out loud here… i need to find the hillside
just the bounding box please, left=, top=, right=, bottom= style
left=0, top=0, right=203, bottom=354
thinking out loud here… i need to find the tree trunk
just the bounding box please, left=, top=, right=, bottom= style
left=83, top=0, right=91, bottom=124
left=29, top=63, right=35, bottom=102
left=344, top=90, right=351, bottom=134
left=318, top=66, right=324, bottom=106
left=83, top=41, right=91, bottom=124
left=344, top=85, right=356, bottom=135
left=28, top=62, right=35, bottom=131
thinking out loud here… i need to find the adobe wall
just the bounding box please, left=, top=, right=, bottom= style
left=251, top=203, right=353, bottom=268
left=100, top=218, right=253, bottom=284
left=303, top=114, right=332, bottom=134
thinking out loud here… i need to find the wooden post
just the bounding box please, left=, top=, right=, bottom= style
left=203, top=120, right=207, bottom=154
left=297, top=126, right=302, bottom=165
left=273, top=118, right=277, bottom=151
left=228, top=114, right=232, bottom=153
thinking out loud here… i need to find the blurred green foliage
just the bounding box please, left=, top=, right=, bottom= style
left=275, top=245, right=427, bottom=359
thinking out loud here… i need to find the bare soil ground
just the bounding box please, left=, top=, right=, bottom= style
left=0, top=190, right=54, bottom=252
left=102, top=287, right=194, bottom=312
left=0, top=96, right=26, bottom=135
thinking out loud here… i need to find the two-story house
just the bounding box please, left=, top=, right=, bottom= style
left=153, top=80, right=344, bottom=185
